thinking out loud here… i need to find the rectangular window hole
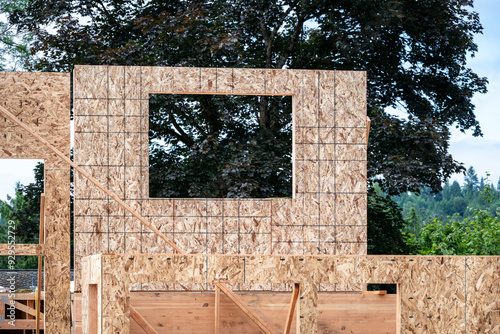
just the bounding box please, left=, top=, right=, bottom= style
left=149, top=94, right=292, bottom=198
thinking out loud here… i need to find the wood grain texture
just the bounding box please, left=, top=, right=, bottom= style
left=73, top=66, right=368, bottom=293
left=0, top=72, right=71, bottom=333
left=81, top=254, right=500, bottom=333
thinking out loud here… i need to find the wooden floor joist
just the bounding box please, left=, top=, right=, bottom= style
left=0, top=103, right=276, bottom=334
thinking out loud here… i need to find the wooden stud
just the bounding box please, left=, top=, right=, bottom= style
left=88, top=284, right=98, bottom=334
left=284, top=283, right=299, bottom=334
left=36, top=193, right=44, bottom=334
left=130, top=305, right=159, bottom=334
left=366, top=116, right=371, bottom=144
left=215, top=287, right=221, bottom=334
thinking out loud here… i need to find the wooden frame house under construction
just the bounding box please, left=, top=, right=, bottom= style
left=0, top=66, right=498, bottom=333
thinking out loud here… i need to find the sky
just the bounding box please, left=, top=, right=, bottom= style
left=1, top=2, right=500, bottom=202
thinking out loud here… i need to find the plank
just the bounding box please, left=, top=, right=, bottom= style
left=37, top=192, right=44, bottom=334
left=217, top=283, right=276, bottom=334
left=284, top=283, right=299, bottom=334
left=130, top=305, right=158, bottom=334
left=215, top=287, right=220, bottom=334
left=0, top=244, right=44, bottom=256
left=14, top=301, right=43, bottom=318
left=0, top=319, right=44, bottom=329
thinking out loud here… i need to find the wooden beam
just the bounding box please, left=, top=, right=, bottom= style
left=14, top=301, right=43, bottom=318
left=0, top=244, right=44, bottom=256
left=0, top=319, right=44, bottom=329
left=396, top=284, right=401, bottom=334
left=366, top=116, right=371, bottom=144
left=89, top=284, right=98, bottom=334
left=361, top=290, right=387, bottom=295
left=215, top=287, right=221, bottom=334
left=130, top=305, right=159, bottom=334
left=216, top=283, right=275, bottom=334
left=0, top=105, right=276, bottom=334
left=0, top=292, right=44, bottom=301
left=284, top=283, right=300, bottom=334
left=36, top=193, right=44, bottom=334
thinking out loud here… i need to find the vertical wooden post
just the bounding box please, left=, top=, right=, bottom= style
left=36, top=193, right=44, bottom=334
left=215, top=287, right=221, bottom=334
left=396, top=284, right=401, bottom=334
left=89, top=284, right=98, bottom=334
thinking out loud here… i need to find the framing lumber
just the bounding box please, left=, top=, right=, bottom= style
left=361, top=290, right=387, bottom=295
left=14, top=301, right=43, bottom=318
left=0, top=103, right=276, bottom=334
left=36, top=193, right=44, bottom=334
left=284, top=283, right=299, bottom=334
left=0, top=244, right=44, bottom=256
left=0, top=319, right=45, bottom=329
left=215, top=287, right=221, bottom=334
left=217, top=283, right=275, bottom=334
left=366, top=116, right=371, bottom=143
left=130, top=305, right=158, bottom=334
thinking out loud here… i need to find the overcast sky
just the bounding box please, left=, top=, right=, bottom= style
left=1, top=2, right=499, bottom=202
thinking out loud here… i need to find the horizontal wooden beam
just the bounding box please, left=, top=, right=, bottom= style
left=361, top=291, right=387, bottom=295
left=0, top=292, right=45, bottom=301
left=0, top=319, right=44, bottom=329
left=0, top=244, right=44, bottom=256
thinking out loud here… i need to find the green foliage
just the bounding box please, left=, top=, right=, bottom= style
left=0, top=162, right=44, bottom=269
left=0, top=0, right=33, bottom=70
left=405, top=173, right=500, bottom=255
left=149, top=94, right=292, bottom=198
left=367, top=186, right=412, bottom=255
left=4, top=0, right=488, bottom=197
left=395, top=168, right=500, bottom=224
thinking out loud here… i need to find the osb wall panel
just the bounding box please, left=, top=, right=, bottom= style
left=81, top=255, right=500, bottom=334
left=73, top=66, right=368, bottom=290
left=0, top=72, right=71, bottom=332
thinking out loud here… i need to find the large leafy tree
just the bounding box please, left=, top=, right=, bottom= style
left=7, top=0, right=487, bottom=198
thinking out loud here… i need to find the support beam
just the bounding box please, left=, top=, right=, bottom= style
left=0, top=244, right=44, bottom=256
left=130, top=305, right=159, bottom=334
left=217, top=283, right=275, bottom=334
left=215, top=287, right=221, bottom=334
left=366, top=116, right=371, bottom=143
left=361, top=290, right=387, bottom=295
left=0, top=103, right=277, bottom=334
left=284, top=283, right=300, bottom=334
left=36, top=193, right=44, bottom=334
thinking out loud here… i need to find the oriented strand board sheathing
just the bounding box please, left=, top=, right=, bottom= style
left=84, top=255, right=500, bottom=333
left=0, top=72, right=71, bottom=333
left=73, top=66, right=368, bottom=291
left=466, top=256, right=500, bottom=333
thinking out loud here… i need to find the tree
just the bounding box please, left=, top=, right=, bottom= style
left=0, top=0, right=33, bottom=70
left=404, top=206, right=421, bottom=236
left=367, top=186, right=411, bottom=255
left=406, top=178, right=500, bottom=255
left=5, top=0, right=487, bottom=198
left=0, top=162, right=44, bottom=269
left=464, top=166, right=479, bottom=194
